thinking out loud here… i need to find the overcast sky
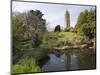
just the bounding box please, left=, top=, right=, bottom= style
left=12, top=1, right=95, bottom=31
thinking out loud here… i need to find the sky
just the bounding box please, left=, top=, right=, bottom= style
left=12, top=1, right=95, bottom=31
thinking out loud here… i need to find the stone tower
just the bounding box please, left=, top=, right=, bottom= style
left=64, top=10, right=70, bottom=30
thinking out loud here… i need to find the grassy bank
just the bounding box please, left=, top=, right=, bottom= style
left=12, top=47, right=50, bottom=74
left=12, top=58, right=41, bottom=74
left=42, top=32, right=88, bottom=48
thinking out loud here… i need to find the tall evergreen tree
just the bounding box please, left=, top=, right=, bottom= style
left=74, top=9, right=96, bottom=39
left=54, top=25, right=61, bottom=32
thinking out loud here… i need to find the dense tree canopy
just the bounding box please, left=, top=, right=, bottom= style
left=12, top=16, right=25, bottom=48
left=21, top=10, right=46, bottom=38
left=74, top=9, right=96, bottom=39
left=13, top=10, right=47, bottom=48
left=54, top=25, right=61, bottom=32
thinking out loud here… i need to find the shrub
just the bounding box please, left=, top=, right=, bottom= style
left=32, top=34, right=42, bottom=48
left=12, top=58, right=41, bottom=74
left=54, top=25, right=61, bottom=32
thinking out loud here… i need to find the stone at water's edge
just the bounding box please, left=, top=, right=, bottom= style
left=53, top=44, right=88, bottom=51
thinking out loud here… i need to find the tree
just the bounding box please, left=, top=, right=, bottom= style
left=54, top=25, right=61, bottom=32
left=13, top=10, right=47, bottom=48
left=74, top=9, right=96, bottom=39
left=12, top=15, right=25, bottom=56
left=21, top=10, right=46, bottom=47
left=12, top=15, right=25, bottom=47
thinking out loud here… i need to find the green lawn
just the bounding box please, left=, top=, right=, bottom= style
left=43, top=32, right=88, bottom=47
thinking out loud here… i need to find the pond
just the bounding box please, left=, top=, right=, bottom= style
left=41, top=48, right=96, bottom=72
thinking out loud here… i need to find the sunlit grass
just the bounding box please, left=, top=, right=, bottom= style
left=12, top=58, right=41, bottom=74
left=43, top=32, right=88, bottom=47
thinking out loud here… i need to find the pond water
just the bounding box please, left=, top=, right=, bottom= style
left=41, top=48, right=96, bottom=72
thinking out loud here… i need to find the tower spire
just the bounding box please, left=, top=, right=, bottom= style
left=64, top=10, right=70, bottom=30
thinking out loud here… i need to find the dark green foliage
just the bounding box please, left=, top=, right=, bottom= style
left=23, top=10, right=46, bottom=47
left=12, top=10, right=47, bottom=69
left=32, top=34, right=42, bottom=48
left=13, top=10, right=47, bottom=49
left=12, top=16, right=25, bottom=57
left=26, top=10, right=46, bottom=33
left=54, top=25, right=61, bottom=32
left=12, top=16, right=23, bottom=45
left=74, top=9, right=96, bottom=39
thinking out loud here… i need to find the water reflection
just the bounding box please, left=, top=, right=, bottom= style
left=41, top=48, right=96, bottom=72
left=42, top=53, right=79, bottom=71
left=42, top=54, right=66, bottom=72
left=70, top=54, right=79, bottom=70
